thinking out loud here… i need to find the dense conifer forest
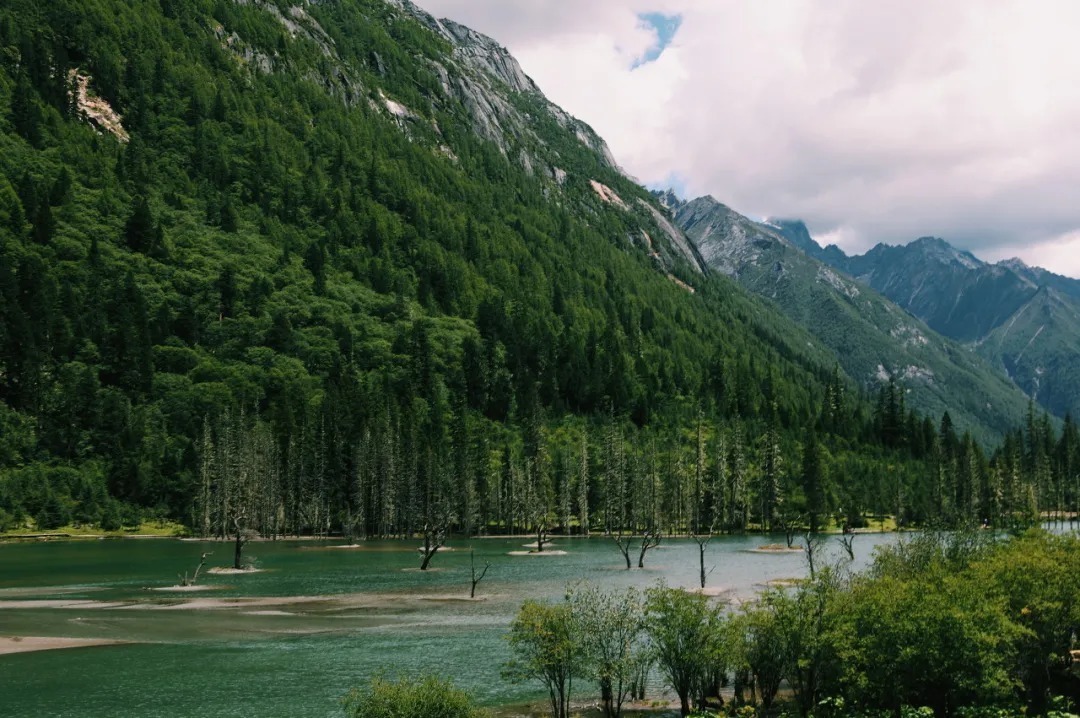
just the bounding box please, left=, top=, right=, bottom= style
left=0, top=0, right=1077, bottom=542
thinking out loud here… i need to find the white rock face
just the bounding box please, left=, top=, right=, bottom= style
left=380, top=90, right=418, bottom=121
left=890, top=324, right=930, bottom=348
left=816, top=266, right=860, bottom=300
left=70, top=71, right=128, bottom=143
left=385, top=0, right=625, bottom=175
left=589, top=180, right=627, bottom=208
left=672, top=196, right=777, bottom=276
left=637, top=200, right=706, bottom=274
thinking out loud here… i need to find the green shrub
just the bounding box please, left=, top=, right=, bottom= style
left=342, top=675, right=487, bottom=718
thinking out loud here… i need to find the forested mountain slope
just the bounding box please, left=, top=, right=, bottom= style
left=661, top=192, right=1032, bottom=444
left=0, top=0, right=1064, bottom=536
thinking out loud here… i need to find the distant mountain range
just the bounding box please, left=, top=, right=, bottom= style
left=786, top=231, right=1080, bottom=420
left=658, top=190, right=1072, bottom=439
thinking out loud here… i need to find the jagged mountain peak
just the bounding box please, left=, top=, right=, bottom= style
left=764, top=218, right=824, bottom=258
left=654, top=187, right=685, bottom=211
left=999, top=257, right=1030, bottom=273
left=900, top=236, right=985, bottom=270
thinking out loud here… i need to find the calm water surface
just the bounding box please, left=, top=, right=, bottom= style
left=0, top=533, right=901, bottom=718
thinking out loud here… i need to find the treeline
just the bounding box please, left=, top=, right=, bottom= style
left=188, top=374, right=1077, bottom=545
left=502, top=531, right=1080, bottom=718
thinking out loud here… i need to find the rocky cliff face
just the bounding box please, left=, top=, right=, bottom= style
left=671, top=196, right=794, bottom=277
left=385, top=0, right=621, bottom=172
left=663, top=191, right=1035, bottom=441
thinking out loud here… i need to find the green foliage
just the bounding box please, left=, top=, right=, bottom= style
left=644, top=583, right=726, bottom=716
left=970, top=531, right=1080, bottom=713
left=342, top=675, right=487, bottom=718
left=566, top=583, right=649, bottom=718
left=504, top=600, right=579, bottom=718
left=829, top=568, right=1020, bottom=715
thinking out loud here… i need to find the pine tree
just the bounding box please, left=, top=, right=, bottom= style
left=802, top=432, right=827, bottom=532
left=577, top=430, right=590, bottom=536
left=124, top=196, right=156, bottom=254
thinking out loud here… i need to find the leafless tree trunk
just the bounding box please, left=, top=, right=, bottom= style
left=837, top=531, right=856, bottom=562
left=419, top=521, right=446, bottom=571
left=694, top=535, right=712, bottom=588
left=611, top=531, right=634, bottom=569
left=637, top=529, right=661, bottom=568
left=535, top=522, right=549, bottom=552
left=804, top=531, right=825, bottom=579
left=559, top=452, right=572, bottom=538
left=779, top=511, right=804, bottom=548
left=233, top=512, right=250, bottom=570
left=198, top=418, right=214, bottom=538
left=578, top=431, right=590, bottom=536
left=179, top=551, right=212, bottom=586
left=469, top=550, right=490, bottom=598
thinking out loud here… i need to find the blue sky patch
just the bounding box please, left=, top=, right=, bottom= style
left=632, top=12, right=683, bottom=69
left=646, top=172, right=690, bottom=200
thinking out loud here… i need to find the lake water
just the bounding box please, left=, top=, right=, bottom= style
left=0, top=533, right=901, bottom=718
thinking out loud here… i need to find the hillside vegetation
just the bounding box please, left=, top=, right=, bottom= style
left=0, top=0, right=1073, bottom=538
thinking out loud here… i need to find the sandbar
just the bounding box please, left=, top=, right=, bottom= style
left=0, top=636, right=128, bottom=655
left=507, top=550, right=568, bottom=556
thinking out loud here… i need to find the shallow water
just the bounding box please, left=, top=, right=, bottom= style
left=0, top=533, right=900, bottom=718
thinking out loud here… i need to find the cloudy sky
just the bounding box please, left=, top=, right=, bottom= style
left=415, top=0, right=1080, bottom=277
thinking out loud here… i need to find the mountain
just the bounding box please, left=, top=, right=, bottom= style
left=663, top=193, right=1032, bottom=442
left=4, top=0, right=974, bottom=535
left=812, top=237, right=1080, bottom=419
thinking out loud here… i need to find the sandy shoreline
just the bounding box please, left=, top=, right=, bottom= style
left=0, top=636, right=128, bottom=655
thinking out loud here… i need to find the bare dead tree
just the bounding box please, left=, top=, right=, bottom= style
left=232, top=511, right=253, bottom=570
left=179, top=552, right=212, bottom=586
left=693, top=534, right=712, bottom=589
left=611, top=528, right=634, bottom=569
left=534, top=521, right=550, bottom=553
left=778, top=511, right=806, bottom=549
left=419, top=521, right=446, bottom=571
left=837, top=531, right=856, bottom=562
left=804, top=531, right=826, bottom=579
left=689, top=418, right=715, bottom=589
left=637, top=528, right=661, bottom=568
left=610, top=526, right=663, bottom=570
left=469, top=550, right=491, bottom=598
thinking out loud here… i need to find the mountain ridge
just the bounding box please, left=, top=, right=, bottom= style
left=763, top=217, right=1080, bottom=418
left=660, top=190, right=1035, bottom=442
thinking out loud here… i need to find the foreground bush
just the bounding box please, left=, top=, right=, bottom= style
left=342, top=676, right=488, bottom=718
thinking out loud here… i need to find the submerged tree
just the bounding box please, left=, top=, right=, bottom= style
left=469, top=549, right=490, bottom=599
left=419, top=517, right=448, bottom=571
left=178, top=551, right=211, bottom=587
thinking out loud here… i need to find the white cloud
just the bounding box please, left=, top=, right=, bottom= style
left=415, top=0, right=1080, bottom=277
left=983, top=230, right=1080, bottom=279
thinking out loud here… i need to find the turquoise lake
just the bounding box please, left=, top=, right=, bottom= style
left=0, top=533, right=902, bottom=718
